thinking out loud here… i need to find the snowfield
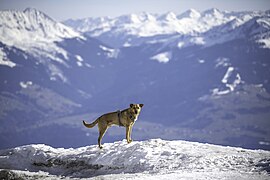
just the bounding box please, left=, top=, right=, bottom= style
left=0, top=139, right=269, bottom=179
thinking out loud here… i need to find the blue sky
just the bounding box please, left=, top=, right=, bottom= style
left=0, top=0, right=269, bottom=20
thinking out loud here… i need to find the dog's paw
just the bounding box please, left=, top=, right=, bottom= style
left=127, top=139, right=133, bottom=144
left=99, top=146, right=103, bottom=149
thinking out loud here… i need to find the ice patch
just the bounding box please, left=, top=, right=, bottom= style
left=211, top=68, right=242, bottom=96
left=20, top=81, right=33, bottom=89
left=150, top=51, right=171, bottom=63
left=221, top=67, right=242, bottom=92
left=75, top=55, right=83, bottom=62
left=222, top=67, right=234, bottom=84
left=74, top=55, right=84, bottom=67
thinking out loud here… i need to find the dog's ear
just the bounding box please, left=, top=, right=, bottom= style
left=139, top=104, right=144, bottom=108
left=130, top=104, right=134, bottom=108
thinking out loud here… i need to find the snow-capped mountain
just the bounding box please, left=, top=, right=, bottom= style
left=0, top=8, right=81, bottom=44
left=63, top=8, right=269, bottom=48
left=0, top=8, right=83, bottom=68
left=1, top=8, right=270, bottom=152
left=0, top=139, right=269, bottom=179
left=0, top=8, right=86, bottom=83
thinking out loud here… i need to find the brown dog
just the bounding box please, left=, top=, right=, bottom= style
left=83, top=104, right=143, bottom=149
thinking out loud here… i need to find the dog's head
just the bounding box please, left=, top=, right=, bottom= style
left=129, top=104, right=144, bottom=118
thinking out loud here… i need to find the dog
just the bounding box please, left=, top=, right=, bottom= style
left=83, top=104, right=144, bottom=149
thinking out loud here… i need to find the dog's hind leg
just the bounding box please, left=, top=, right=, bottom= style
left=98, top=124, right=108, bottom=149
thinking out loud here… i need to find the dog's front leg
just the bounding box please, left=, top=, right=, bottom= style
left=126, top=125, right=133, bottom=143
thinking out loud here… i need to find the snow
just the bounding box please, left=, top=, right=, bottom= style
left=198, top=59, right=205, bottom=64
left=211, top=66, right=243, bottom=96
left=0, top=139, right=269, bottom=179
left=221, top=67, right=243, bottom=92
left=0, top=8, right=84, bottom=77
left=0, top=48, right=16, bottom=68
left=258, top=38, right=270, bottom=48
left=222, top=67, right=234, bottom=84
left=0, top=8, right=91, bottom=82
left=75, top=55, right=84, bottom=67
left=0, top=8, right=82, bottom=44
left=75, top=55, right=83, bottom=62
left=19, top=81, right=33, bottom=89
left=99, top=45, right=119, bottom=58
left=177, top=41, right=185, bottom=48
left=226, top=73, right=242, bottom=91
left=178, top=9, right=201, bottom=19
left=190, top=36, right=205, bottom=45
left=63, top=9, right=270, bottom=49
left=212, top=88, right=231, bottom=96
left=150, top=52, right=171, bottom=63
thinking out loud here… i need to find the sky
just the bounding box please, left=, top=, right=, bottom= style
left=0, top=0, right=269, bottom=21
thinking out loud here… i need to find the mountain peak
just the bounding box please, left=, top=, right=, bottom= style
left=139, top=12, right=156, bottom=21
left=23, top=7, right=40, bottom=13
left=203, top=8, right=223, bottom=17
left=0, top=8, right=82, bottom=66
left=23, top=7, right=54, bottom=21
left=159, top=11, right=177, bottom=21
left=117, top=13, right=141, bottom=24
left=0, top=8, right=81, bottom=41
left=179, top=9, right=201, bottom=19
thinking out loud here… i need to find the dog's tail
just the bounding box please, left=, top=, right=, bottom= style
left=83, top=119, right=99, bottom=128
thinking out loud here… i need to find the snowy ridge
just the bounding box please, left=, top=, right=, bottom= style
left=64, top=8, right=248, bottom=36
left=0, top=139, right=269, bottom=179
left=0, top=8, right=83, bottom=71
left=63, top=9, right=270, bottom=48
left=0, top=8, right=87, bottom=82
left=0, top=8, right=82, bottom=45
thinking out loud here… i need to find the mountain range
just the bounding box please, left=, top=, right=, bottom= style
left=0, top=8, right=270, bottom=150
left=64, top=8, right=270, bottom=48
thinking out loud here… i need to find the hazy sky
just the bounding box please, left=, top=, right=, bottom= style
left=0, top=0, right=269, bottom=20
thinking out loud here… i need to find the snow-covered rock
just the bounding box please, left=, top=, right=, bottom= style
left=0, top=139, right=269, bottom=179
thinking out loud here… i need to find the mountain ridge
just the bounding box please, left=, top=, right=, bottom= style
left=63, top=8, right=269, bottom=48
